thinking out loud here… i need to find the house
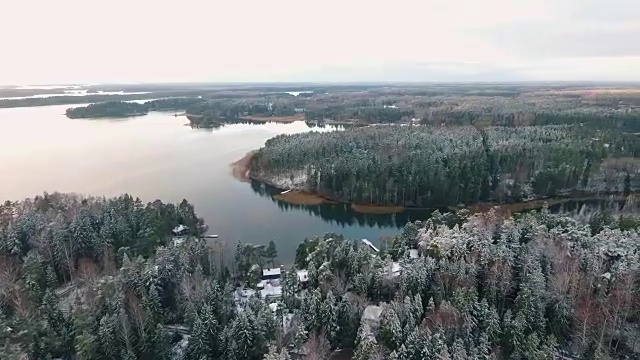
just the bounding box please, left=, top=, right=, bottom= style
left=262, top=268, right=282, bottom=281
left=172, top=225, right=189, bottom=236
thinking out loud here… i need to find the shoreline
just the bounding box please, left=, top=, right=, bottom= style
left=230, top=151, right=256, bottom=183
left=231, top=151, right=639, bottom=216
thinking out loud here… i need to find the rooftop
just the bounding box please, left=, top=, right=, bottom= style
left=262, top=268, right=282, bottom=278
left=172, top=224, right=188, bottom=234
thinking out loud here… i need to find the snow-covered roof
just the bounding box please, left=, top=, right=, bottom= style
left=262, top=268, right=281, bottom=278
left=361, top=239, right=380, bottom=252
left=296, top=270, right=309, bottom=282
left=172, top=224, right=188, bottom=234
left=409, top=249, right=419, bottom=259
left=172, top=237, right=186, bottom=246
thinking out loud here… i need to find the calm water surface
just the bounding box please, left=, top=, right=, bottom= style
left=0, top=105, right=428, bottom=262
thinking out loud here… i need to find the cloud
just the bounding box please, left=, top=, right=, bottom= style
left=1, top=0, right=639, bottom=83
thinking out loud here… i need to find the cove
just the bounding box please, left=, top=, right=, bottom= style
left=0, top=104, right=415, bottom=263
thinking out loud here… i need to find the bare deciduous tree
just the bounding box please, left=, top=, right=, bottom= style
left=304, top=331, right=331, bottom=360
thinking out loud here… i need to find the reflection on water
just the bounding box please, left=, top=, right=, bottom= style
left=248, top=180, right=438, bottom=229
left=0, top=105, right=398, bottom=263
left=1, top=104, right=630, bottom=263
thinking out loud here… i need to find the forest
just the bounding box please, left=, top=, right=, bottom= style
left=249, top=125, right=640, bottom=207
left=46, top=83, right=640, bottom=131
left=0, top=193, right=638, bottom=359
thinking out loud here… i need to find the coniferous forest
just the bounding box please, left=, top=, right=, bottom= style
left=1, top=83, right=640, bottom=359
left=0, top=193, right=638, bottom=359
left=250, top=126, right=639, bottom=207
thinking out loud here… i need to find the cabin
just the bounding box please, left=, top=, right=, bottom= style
left=262, top=267, right=282, bottom=281
left=172, top=225, right=189, bottom=236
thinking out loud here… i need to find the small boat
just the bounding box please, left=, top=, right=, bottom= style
left=280, top=189, right=292, bottom=195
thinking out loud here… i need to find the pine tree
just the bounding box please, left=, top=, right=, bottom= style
left=379, top=307, right=402, bottom=351
left=265, top=241, right=278, bottom=268
left=324, top=292, right=340, bottom=349
left=99, top=314, right=119, bottom=360
left=336, top=299, right=360, bottom=348
left=514, top=255, right=546, bottom=336
left=283, top=269, right=299, bottom=308
left=353, top=323, right=376, bottom=360
left=233, top=312, right=254, bottom=360
left=186, top=316, right=210, bottom=359
left=263, top=345, right=290, bottom=360
left=403, top=328, right=426, bottom=360
left=476, top=332, right=491, bottom=360
left=450, top=338, right=468, bottom=360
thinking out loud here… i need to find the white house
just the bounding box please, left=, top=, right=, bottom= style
left=262, top=268, right=282, bottom=281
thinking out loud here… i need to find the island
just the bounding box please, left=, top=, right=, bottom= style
left=65, top=98, right=206, bottom=119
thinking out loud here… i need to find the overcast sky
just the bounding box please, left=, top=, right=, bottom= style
left=2, top=0, right=639, bottom=84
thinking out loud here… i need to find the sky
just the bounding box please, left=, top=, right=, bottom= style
left=1, top=0, right=639, bottom=84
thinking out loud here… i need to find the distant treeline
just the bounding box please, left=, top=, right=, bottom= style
left=65, top=98, right=205, bottom=119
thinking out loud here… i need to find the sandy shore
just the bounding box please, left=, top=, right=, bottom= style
left=273, top=191, right=335, bottom=206
left=351, top=204, right=405, bottom=214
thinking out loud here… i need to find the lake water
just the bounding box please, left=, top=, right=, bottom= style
left=0, top=104, right=428, bottom=263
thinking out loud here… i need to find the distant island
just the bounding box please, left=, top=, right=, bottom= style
left=65, top=98, right=205, bottom=119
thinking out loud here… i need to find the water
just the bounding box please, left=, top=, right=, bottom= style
left=0, top=105, right=421, bottom=263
